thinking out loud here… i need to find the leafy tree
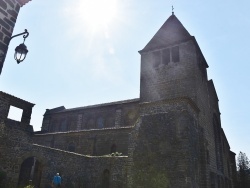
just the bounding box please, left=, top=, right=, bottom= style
left=237, top=151, right=250, bottom=188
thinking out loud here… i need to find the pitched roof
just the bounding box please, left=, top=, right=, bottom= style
left=45, top=98, right=140, bottom=114
left=141, top=14, right=192, bottom=52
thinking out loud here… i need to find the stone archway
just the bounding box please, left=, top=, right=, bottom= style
left=18, top=157, right=43, bottom=188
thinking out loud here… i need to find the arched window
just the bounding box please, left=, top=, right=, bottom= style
left=111, top=144, right=116, bottom=153
left=172, top=46, right=180, bottom=62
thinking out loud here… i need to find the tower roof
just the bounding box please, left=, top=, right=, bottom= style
left=141, top=14, right=192, bottom=52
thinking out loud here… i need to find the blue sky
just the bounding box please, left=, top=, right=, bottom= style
left=1, top=0, right=250, bottom=158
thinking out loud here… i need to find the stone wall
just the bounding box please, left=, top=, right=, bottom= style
left=34, top=127, right=132, bottom=156
left=0, top=91, right=35, bottom=129
left=0, top=120, right=128, bottom=188
left=41, top=99, right=139, bottom=133
left=0, top=91, right=129, bottom=187
left=128, top=98, right=203, bottom=188
left=193, top=45, right=236, bottom=187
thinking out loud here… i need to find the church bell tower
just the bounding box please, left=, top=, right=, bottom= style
left=139, top=13, right=208, bottom=103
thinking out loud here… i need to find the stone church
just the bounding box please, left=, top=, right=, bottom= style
left=0, top=1, right=236, bottom=187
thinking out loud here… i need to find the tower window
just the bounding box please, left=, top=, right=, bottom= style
left=162, top=48, right=170, bottom=65
left=172, top=46, right=179, bottom=62
left=152, top=51, right=161, bottom=68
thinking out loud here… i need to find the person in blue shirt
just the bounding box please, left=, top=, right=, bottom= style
left=52, top=173, right=61, bottom=187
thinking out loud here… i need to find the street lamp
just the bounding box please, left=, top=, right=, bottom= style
left=10, top=29, right=29, bottom=64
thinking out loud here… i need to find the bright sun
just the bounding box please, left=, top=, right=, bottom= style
left=76, top=0, right=118, bottom=32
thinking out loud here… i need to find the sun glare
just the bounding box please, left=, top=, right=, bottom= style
left=77, top=0, right=118, bottom=32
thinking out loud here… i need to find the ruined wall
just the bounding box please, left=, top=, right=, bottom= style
left=34, top=127, right=132, bottom=156
left=0, top=91, right=34, bottom=131
left=0, top=0, right=31, bottom=74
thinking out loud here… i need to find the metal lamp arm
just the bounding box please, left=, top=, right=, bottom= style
left=10, top=29, right=29, bottom=41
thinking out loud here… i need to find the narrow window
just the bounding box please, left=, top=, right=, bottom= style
left=162, top=48, right=170, bottom=65
left=61, top=119, right=67, bottom=132
left=172, top=46, right=180, bottom=62
left=68, top=143, right=75, bottom=152
left=152, top=51, right=161, bottom=68
left=207, top=150, right=210, bottom=164
left=111, top=144, right=116, bottom=153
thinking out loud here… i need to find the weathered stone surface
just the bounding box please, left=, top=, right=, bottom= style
left=0, top=8, right=8, bottom=17
left=5, top=0, right=15, bottom=8
left=0, top=19, right=10, bottom=30
left=3, top=17, right=15, bottom=28
left=6, top=9, right=17, bottom=18
left=0, top=1, right=7, bottom=10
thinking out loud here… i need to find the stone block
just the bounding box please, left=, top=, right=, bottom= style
left=0, top=1, right=7, bottom=10
left=5, top=0, right=15, bottom=8
left=0, top=19, right=10, bottom=30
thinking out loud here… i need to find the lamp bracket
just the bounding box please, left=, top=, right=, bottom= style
left=10, top=29, right=29, bottom=42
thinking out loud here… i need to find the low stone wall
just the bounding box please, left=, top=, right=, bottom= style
left=0, top=120, right=128, bottom=188
left=34, top=127, right=132, bottom=156
left=31, top=144, right=128, bottom=188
